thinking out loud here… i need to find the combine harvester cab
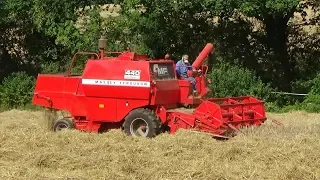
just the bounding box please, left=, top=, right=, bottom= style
left=32, top=36, right=267, bottom=139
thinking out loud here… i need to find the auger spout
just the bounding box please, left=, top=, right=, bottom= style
left=192, top=43, right=214, bottom=69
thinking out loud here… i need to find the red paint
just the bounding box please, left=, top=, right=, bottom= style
left=192, top=43, right=214, bottom=69
left=32, top=43, right=267, bottom=137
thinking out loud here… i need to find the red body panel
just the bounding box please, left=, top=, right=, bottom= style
left=150, top=80, right=180, bottom=105
left=86, top=98, right=117, bottom=121
left=32, top=55, right=184, bottom=123
left=32, top=75, right=88, bottom=117
left=82, top=60, right=151, bottom=100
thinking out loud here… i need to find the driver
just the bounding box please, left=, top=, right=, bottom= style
left=175, top=54, right=200, bottom=94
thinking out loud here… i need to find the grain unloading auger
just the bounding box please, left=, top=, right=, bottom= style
left=32, top=36, right=267, bottom=139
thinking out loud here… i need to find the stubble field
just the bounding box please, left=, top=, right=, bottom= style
left=0, top=109, right=319, bottom=180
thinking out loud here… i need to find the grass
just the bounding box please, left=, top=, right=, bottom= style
left=0, top=110, right=319, bottom=179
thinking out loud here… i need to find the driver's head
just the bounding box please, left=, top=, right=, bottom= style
left=165, top=53, right=170, bottom=60
left=182, top=54, right=189, bottom=63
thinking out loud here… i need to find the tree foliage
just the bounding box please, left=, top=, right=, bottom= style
left=204, top=0, right=320, bottom=91
left=0, top=0, right=319, bottom=110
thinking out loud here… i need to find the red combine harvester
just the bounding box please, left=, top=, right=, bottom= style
left=32, top=36, right=267, bottom=139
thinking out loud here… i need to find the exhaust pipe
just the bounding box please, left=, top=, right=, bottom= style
left=98, top=36, right=107, bottom=59
left=192, top=43, right=214, bottom=69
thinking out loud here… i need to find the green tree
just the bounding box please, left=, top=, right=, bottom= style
left=0, top=0, right=72, bottom=79
left=204, top=0, right=293, bottom=90
left=113, top=0, right=214, bottom=59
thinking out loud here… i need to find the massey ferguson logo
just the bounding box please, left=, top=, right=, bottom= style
left=153, top=64, right=169, bottom=76
left=124, top=70, right=141, bottom=79
left=158, top=67, right=168, bottom=76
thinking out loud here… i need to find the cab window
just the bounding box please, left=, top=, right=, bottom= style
left=150, top=62, right=176, bottom=80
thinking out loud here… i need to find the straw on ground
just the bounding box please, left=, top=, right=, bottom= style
left=0, top=110, right=319, bottom=180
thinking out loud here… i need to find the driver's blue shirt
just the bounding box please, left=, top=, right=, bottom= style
left=175, top=60, right=193, bottom=76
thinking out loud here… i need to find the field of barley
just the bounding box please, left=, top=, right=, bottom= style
left=0, top=110, right=319, bottom=180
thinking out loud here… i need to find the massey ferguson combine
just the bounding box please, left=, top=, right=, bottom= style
left=32, top=36, right=267, bottom=139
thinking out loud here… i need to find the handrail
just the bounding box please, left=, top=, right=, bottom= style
left=66, top=52, right=100, bottom=77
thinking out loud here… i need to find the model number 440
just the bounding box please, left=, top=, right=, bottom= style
left=125, top=70, right=141, bottom=76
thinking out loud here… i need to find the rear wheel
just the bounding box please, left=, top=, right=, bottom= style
left=123, top=108, right=161, bottom=138
left=53, top=119, right=74, bottom=132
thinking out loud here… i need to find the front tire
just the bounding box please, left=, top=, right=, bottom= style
left=123, top=108, right=161, bottom=138
left=53, top=119, right=74, bottom=132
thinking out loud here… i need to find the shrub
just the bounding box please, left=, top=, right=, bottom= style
left=207, top=62, right=274, bottom=101
left=300, top=94, right=320, bottom=112
left=0, top=72, right=35, bottom=109
left=309, top=74, right=320, bottom=95
left=299, top=74, right=320, bottom=113
left=40, top=61, right=63, bottom=73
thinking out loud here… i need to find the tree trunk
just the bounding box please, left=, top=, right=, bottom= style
left=264, top=15, right=294, bottom=91
left=0, top=47, right=18, bottom=81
